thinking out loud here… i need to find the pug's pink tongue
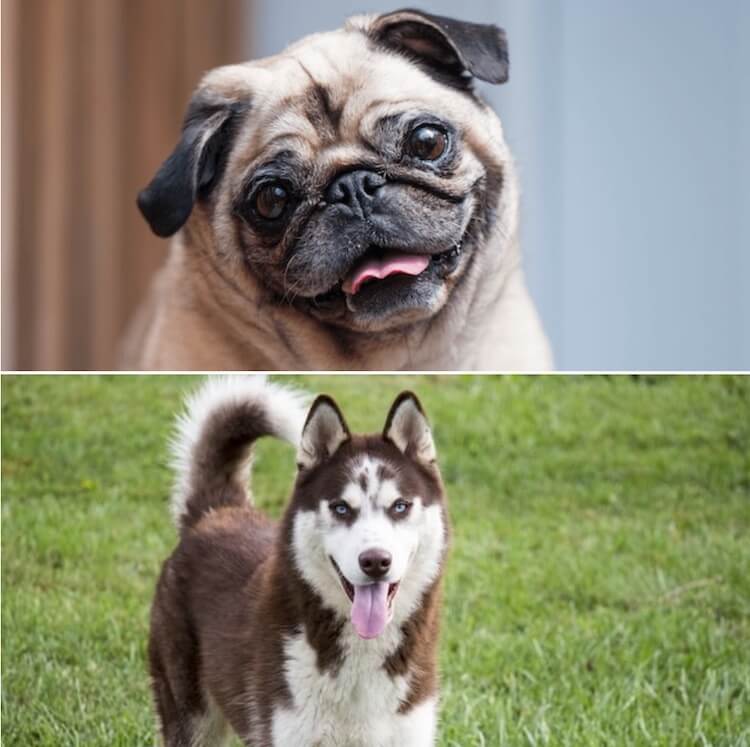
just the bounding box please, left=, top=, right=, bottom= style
left=342, top=252, right=429, bottom=295
left=351, top=582, right=389, bottom=639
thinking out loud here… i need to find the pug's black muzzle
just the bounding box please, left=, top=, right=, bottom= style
left=285, top=173, right=469, bottom=299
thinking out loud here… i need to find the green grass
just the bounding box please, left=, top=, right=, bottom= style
left=2, top=374, right=749, bottom=746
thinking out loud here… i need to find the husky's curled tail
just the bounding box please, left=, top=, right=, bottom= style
left=169, top=376, right=309, bottom=532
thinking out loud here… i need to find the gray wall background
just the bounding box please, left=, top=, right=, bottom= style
left=249, top=0, right=749, bottom=370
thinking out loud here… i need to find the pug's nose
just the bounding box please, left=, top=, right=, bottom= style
left=358, top=548, right=392, bottom=579
left=325, top=170, right=385, bottom=216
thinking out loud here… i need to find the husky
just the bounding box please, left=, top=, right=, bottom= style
left=148, top=377, right=450, bottom=746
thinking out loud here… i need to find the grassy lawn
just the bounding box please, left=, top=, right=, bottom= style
left=2, top=374, right=749, bottom=746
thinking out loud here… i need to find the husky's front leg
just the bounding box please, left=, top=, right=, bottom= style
left=392, top=698, right=438, bottom=746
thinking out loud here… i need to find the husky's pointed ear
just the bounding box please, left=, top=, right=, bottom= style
left=137, top=78, right=249, bottom=238
left=370, top=9, right=509, bottom=86
left=297, top=395, right=351, bottom=470
left=383, top=391, right=436, bottom=466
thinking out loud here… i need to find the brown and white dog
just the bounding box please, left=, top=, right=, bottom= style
left=123, top=10, right=551, bottom=371
left=149, top=377, right=450, bottom=745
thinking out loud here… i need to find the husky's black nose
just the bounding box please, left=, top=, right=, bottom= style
left=359, top=548, right=392, bottom=579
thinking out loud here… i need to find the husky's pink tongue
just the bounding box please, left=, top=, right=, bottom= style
left=351, top=582, right=389, bottom=639
left=342, top=252, right=430, bottom=295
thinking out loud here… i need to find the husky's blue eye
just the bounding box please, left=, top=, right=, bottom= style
left=330, top=501, right=351, bottom=518
left=391, top=499, right=411, bottom=517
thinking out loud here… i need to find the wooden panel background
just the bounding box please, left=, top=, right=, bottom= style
left=1, top=0, right=248, bottom=370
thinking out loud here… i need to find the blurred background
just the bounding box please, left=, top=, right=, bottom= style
left=2, top=0, right=748, bottom=370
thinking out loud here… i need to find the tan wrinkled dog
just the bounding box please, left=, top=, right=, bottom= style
left=123, top=10, right=552, bottom=371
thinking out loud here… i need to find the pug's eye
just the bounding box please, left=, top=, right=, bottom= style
left=330, top=501, right=352, bottom=519
left=254, top=182, right=289, bottom=220
left=389, top=499, right=412, bottom=518
left=407, top=125, right=448, bottom=161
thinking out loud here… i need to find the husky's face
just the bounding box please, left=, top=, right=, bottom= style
left=289, top=393, right=448, bottom=639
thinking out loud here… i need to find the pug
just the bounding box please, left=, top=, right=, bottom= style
left=122, top=9, right=552, bottom=370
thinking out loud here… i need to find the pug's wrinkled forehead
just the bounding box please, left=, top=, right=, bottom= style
left=138, top=10, right=511, bottom=332
left=239, top=19, right=504, bottom=158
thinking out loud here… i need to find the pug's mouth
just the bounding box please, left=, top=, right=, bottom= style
left=312, top=242, right=464, bottom=309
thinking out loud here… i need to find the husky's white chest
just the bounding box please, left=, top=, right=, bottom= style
left=269, top=631, right=436, bottom=747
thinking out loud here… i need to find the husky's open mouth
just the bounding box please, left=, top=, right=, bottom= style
left=330, top=557, right=399, bottom=639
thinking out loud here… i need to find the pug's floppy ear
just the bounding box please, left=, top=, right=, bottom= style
left=383, top=391, right=436, bottom=466
left=370, top=9, right=509, bottom=85
left=137, top=93, right=247, bottom=238
left=297, top=395, right=351, bottom=470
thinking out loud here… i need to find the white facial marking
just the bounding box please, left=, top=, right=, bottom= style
left=291, top=455, right=445, bottom=628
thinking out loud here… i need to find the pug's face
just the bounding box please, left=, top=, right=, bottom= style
left=138, top=10, right=511, bottom=332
